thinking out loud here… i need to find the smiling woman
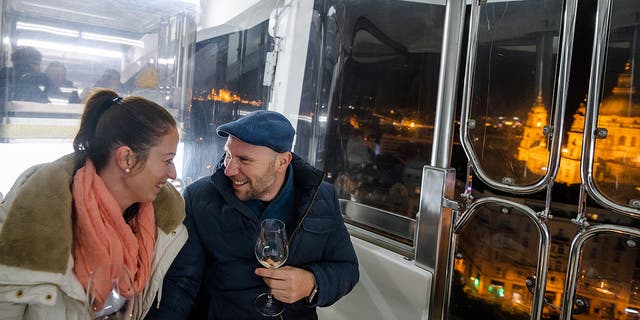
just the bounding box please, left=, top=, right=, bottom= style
left=0, top=88, right=188, bottom=319
left=0, top=1, right=197, bottom=318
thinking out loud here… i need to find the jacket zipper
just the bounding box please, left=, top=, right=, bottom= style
left=288, top=173, right=325, bottom=244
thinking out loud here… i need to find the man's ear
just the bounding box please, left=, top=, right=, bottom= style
left=114, top=145, right=134, bottom=171
left=277, top=152, right=292, bottom=172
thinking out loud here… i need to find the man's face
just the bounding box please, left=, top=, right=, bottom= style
left=223, top=135, right=284, bottom=201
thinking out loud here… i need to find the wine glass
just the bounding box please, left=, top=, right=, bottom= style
left=254, top=218, right=289, bottom=317
left=86, top=264, right=138, bottom=320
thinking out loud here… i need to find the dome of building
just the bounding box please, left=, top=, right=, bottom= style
left=599, top=62, right=640, bottom=117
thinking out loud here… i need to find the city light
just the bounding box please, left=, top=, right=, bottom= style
left=626, top=307, right=639, bottom=314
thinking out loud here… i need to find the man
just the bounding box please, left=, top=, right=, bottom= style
left=146, top=110, right=359, bottom=319
left=0, top=46, right=50, bottom=107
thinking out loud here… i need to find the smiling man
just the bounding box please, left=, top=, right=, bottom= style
left=146, top=110, right=359, bottom=320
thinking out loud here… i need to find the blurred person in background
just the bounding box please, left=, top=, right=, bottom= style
left=94, top=68, right=124, bottom=93
left=0, top=46, right=50, bottom=104
left=44, top=61, right=79, bottom=103
left=82, top=69, right=125, bottom=102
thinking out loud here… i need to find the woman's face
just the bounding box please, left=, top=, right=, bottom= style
left=125, top=127, right=179, bottom=203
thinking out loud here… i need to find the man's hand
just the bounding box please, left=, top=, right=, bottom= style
left=255, top=266, right=315, bottom=304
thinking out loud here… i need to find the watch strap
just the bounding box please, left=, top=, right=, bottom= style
left=306, top=281, right=318, bottom=303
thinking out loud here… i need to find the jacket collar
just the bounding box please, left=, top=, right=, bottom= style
left=0, top=153, right=185, bottom=274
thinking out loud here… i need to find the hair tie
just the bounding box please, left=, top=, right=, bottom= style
left=112, top=96, right=123, bottom=104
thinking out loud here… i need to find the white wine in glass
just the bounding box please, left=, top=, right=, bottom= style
left=254, top=218, right=289, bottom=317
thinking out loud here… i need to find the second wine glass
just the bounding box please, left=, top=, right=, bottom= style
left=86, top=264, right=137, bottom=320
left=254, top=218, right=289, bottom=317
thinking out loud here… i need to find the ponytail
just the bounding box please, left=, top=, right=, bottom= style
left=73, top=88, right=120, bottom=171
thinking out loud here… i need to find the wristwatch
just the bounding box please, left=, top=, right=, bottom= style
left=306, top=281, right=318, bottom=303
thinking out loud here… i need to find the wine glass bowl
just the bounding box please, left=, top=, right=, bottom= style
left=86, top=264, right=137, bottom=320
left=254, top=218, right=289, bottom=317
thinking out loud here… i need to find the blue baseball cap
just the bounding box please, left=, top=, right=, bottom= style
left=216, top=110, right=295, bottom=153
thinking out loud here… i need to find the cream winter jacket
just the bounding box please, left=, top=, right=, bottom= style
left=0, top=154, right=187, bottom=319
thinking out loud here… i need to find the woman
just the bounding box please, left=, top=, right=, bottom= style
left=0, top=88, right=186, bottom=319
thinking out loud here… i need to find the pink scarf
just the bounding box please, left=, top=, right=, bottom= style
left=72, top=160, right=156, bottom=305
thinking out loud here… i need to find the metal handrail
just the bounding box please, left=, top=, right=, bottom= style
left=459, top=0, right=578, bottom=194
left=454, top=197, right=551, bottom=320
left=560, top=224, right=640, bottom=320
left=580, top=0, right=640, bottom=217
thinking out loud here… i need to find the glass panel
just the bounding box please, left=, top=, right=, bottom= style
left=184, top=21, right=270, bottom=182
left=467, top=0, right=564, bottom=187
left=452, top=203, right=575, bottom=320
left=574, top=233, right=640, bottom=320
left=591, top=0, right=640, bottom=209
left=298, top=0, right=445, bottom=220
left=0, top=0, right=197, bottom=195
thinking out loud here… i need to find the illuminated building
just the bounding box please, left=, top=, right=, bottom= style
left=517, top=93, right=549, bottom=168
left=454, top=210, right=640, bottom=319
left=518, top=63, right=640, bottom=190
left=464, top=63, right=640, bottom=318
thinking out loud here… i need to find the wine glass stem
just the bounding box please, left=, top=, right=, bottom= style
left=266, top=291, right=274, bottom=308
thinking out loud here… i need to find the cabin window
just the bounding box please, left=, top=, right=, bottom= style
left=295, top=0, right=446, bottom=246
left=0, top=0, right=198, bottom=196
left=186, top=21, right=271, bottom=182
left=590, top=0, right=640, bottom=209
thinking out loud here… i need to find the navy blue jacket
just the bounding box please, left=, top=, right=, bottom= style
left=146, top=154, right=359, bottom=319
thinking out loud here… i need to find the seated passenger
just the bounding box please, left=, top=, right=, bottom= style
left=44, top=61, right=78, bottom=102
left=0, top=46, right=50, bottom=104
left=0, top=89, right=186, bottom=319
left=94, top=68, right=124, bottom=93
left=145, top=110, right=359, bottom=320
left=82, top=69, right=125, bottom=102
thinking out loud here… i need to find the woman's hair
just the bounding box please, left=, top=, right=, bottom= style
left=73, top=88, right=176, bottom=173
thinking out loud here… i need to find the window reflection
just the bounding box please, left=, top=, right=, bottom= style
left=184, top=21, right=270, bottom=182
left=0, top=0, right=197, bottom=195
left=306, top=0, right=445, bottom=219
left=468, top=0, right=563, bottom=187
left=575, top=234, right=640, bottom=320
left=589, top=0, right=640, bottom=209
left=452, top=205, right=543, bottom=320
left=541, top=0, right=640, bottom=210
left=451, top=204, right=586, bottom=320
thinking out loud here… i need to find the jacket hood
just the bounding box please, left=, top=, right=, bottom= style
left=0, top=153, right=185, bottom=274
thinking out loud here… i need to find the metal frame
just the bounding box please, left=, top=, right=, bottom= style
left=419, top=166, right=457, bottom=320
left=459, top=0, right=578, bottom=194
left=581, top=0, right=640, bottom=217
left=419, top=1, right=466, bottom=319
left=430, top=0, right=466, bottom=169
left=560, top=224, right=640, bottom=320
left=340, top=200, right=415, bottom=254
